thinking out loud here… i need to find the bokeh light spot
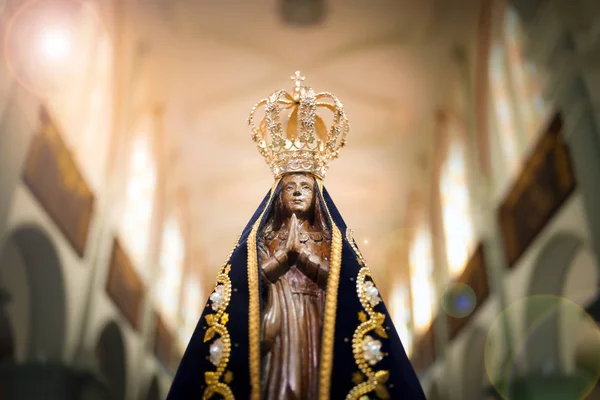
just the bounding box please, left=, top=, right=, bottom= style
left=4, top=0, right=104, bottom=98
left=484, top=295, right=600, bottom=400
left=441, top=282, right=476, bottom=318
left=39, top=26, right=71, bottom=61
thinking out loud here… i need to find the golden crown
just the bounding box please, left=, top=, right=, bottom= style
left=248, top=71, right=349, bottom=179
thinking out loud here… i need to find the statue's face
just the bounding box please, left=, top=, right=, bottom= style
left=280, top=173, right=315, bottom=216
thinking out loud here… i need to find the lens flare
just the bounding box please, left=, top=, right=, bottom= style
left=484, top=295, right=600, bottom=400
left=441, top=282, right=477, bottom=318
left=4, top=0, right=105, bottom=98
left=39, top=26, right=71, bottom=61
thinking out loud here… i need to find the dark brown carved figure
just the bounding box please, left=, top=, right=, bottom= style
left=166, top=73, right=428, bottom=400
left=258, top=172, right=331, bottom=399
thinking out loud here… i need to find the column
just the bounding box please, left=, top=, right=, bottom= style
left=0, top=87, right=39, bottom=244
left=559, top=75, right=600, bottom=271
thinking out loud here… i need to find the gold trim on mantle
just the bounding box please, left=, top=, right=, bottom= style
left=318, top=180, right=343, bottom=400
left=247, top=180, right=280, bottom=400
left=345, top=229, right=390, bottom=400
left=201, top=235, right=241, bottom=400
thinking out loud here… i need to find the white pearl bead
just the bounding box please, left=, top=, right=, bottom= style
left=209, top=339, right=224, bottom=366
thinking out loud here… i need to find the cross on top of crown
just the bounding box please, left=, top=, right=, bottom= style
left=291, top=71, right=305, bottom=88
left=290, top=71, right=306, bottom=100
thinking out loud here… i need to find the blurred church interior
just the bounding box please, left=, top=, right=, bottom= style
left=0, top=0, right=599, bottom=398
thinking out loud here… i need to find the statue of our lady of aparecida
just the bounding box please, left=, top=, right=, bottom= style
left=167, top=72, right=426, bottom=400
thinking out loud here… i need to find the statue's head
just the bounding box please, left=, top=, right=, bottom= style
left=280, top=173, right=315, bottom=219
left=263, top=172, right=329, bottom=237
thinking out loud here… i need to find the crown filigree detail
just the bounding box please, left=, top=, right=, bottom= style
left=247, top=71, right=349, bottom=179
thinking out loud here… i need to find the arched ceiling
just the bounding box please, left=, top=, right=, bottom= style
left=131, top=0, right=480, bottom=286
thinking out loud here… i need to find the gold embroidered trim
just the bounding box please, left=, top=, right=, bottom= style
left=317, top=180, right=343, bottom=400
left=202, top=237, right=240, bottom=400
left=346, top=229, right=367, bottom=266
left=248, top=181, right=280, bottom=400
left=346, top=229, right=390, bottom=400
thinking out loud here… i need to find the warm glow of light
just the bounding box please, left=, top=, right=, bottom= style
left=440, top=137, right=475, bottom=278
left=490, top=46, right=520, bottom=173
left=179, top=275, right=202, bottom=348
left=39, top=26, right=72, bottom=61
left=157, top=218, right=185, bottom=327
left=391, top=284, right=413, bottom=357
left=409, top=224, right=435, bottom=333
left=364, top=239, right=369, bottom=245
left=489, top=5, right=549, bottom=183
left=504, top=6, right=548, bottom=140
left=121, top=130, right=157, bottom=274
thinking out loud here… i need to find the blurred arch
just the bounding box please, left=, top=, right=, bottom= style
left=0, top=224, right=67, bottom=362
left=523, top=232, right=596, bottom=374
left=427, top=381, right=442, bottom=400
left=95, top=321, right=127, bottom=400
left=461, top=326, right=488, bottom=399
left=140, top=375, right=161, bottom=400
